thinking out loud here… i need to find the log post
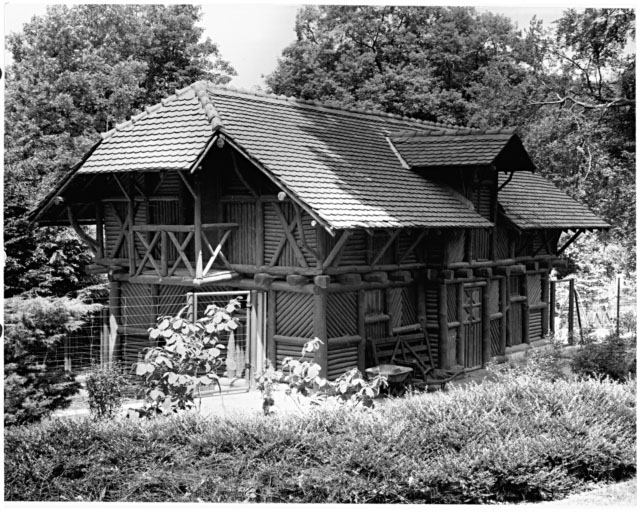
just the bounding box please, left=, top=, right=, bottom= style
left=567, top=278, right=575, bottom=344
left=522, top=274, right=530, bottom=345
left=267, top=289, right=277, bottom=366
left=416, top=271, right=427, bottom=330
left=357, top=289, right=366, bottom=371
left=457, top=283, right=465, bottom=366
left=439, top=282, right=450, bottom=369
left=160, top=230, right=168, bottom=277
left=313, top=288, right=329, bottom=378
left=482, top=281, right=491, bottom=366
left=549, top=279, right=556, bottom=334
left=193, top=174, right=203, bottom=279
left=505, top=276, right=512, bottom=347
left=255, top=198, right=264, bottom=267
left=457, top=283, right=465, bottom=367
left=127, top=175, right=136, bottom=275
left=95, top=202, right=104, bottom=259
left=499, top=277, right=507, bottom=355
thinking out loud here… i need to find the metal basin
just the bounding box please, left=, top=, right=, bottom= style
left=365, top=364, right=413, bottom=383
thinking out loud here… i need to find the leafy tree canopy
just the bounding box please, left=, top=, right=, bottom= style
left=4, top=4, right=235, bottom=297
left=267, top=6, right=635, bottom=274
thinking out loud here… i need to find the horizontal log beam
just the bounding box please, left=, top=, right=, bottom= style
left=273, top=335, right=309, bottom=347
left=363, top=272, right=388, bottom=284
left=286, top=274, right=310, bottom=287
left=132, top=223, right=239, bottom=233
left=391, top=323, right=422, bottom=335
left=328, top=335, right=362, bottom=349
left=313, top=275, right=330, bottom=288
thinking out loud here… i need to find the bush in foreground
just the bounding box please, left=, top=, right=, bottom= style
left=572, top=334, right=636, bottom=383
left=4, top=375, right=635, bottom=503
left=4, top=296, right=101, bottom=425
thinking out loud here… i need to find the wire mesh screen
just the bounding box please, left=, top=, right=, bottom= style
left=192, top=291, right=251, bottom=392
left=30, top=306, right=106, bottom=374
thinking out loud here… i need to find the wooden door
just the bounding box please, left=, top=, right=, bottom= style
left=462, top=285, right=483, bottom=368
left=509, top=276, right=526, bottom=347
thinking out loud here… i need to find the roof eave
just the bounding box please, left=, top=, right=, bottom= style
left=28, top=140, right=102, bottom=224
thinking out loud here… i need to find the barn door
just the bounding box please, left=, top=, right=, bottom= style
left=189, top=290, right=253, bottom=393
left=462, top=284, right=483, bottom=369
left=509, top=276, right=526, bottom=347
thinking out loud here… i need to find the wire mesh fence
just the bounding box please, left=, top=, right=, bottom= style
left=117, top=289, right=251, bottom=395
left=552, top=275, right=637, bottom=343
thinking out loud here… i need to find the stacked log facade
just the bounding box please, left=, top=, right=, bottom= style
left=91, top=144, right=561, bottom=378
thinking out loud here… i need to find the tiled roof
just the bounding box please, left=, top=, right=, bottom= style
left=60, top=81, right=493, bottom=230
left=81, top=89, right=215, bottom=173
left=389, top=130, right=534, bottom=170
left=204, top=84, right=491, bottom=229
left=498, top=171, right=610, bottom=230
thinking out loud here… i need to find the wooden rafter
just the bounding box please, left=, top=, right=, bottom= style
left=323, top=230, right=351, bottom=268
left=557, top=229, right=584, bottom=256
left=176, top=169, right=197, bottom=199
left=271, top=203, right=308, bottom=267
left=230, top=150, right=258, bottom=197
left=111, top=174, right=130, bottom=200
left=371, top=230, right=401, bottom=267
left=66, top=207, right=98, bottom=255
left=292, top=202, right=320, bottom=262
left=399, top=230, right=427, bottom=264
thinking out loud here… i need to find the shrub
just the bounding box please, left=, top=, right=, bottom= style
left=4, top=296, right=101, bottom=425
left=487, top=337, right=567, bottom=383
left=5, top=376, right=635, bottom=503
left=133, top=299, right=241, bottom=415
left=85, top=364, right=127, bottom=419
left=572, top=334, right=636, bottom=382
left=256, top=338, right=387, bottom=414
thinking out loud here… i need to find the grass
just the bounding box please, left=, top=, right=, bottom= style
left=4, top=373, right=635, bottom=503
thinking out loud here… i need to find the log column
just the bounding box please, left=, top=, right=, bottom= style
left=193, top=174, right=203, bottom=279
left=313, top=287, right=329, bottom=378
left=95, top=202, right=104, bottom=259
left=482, top=280, right=491, bottom=366
left=438, top=282, right=450, bottom=370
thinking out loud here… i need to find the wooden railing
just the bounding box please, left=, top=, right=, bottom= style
left=130, top=223, right=238, bottom=280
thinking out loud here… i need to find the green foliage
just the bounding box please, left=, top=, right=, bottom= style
left=4, top=4, right=235, bottom=297
left=4, top=377, right=635, bottom=502
left=256, top=337, right=387, bottom=414
left=572, top=334, right=636, bottom=383
left=488, top=338, right=567, bottom=383
left=3, top=296, right=101, bottom=425
left=133, top=299, right=241, bottom=415
left=85, top=364, right=127, bottom=419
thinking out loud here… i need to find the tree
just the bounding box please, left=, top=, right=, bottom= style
left=4, top=5, right=236, bottom=297
left=266, top=6, right=526, bottom=125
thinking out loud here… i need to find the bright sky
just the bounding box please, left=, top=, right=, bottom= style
left=2, top=2, right=634, bottom=90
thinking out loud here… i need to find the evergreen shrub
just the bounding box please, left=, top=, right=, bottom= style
left=5, top=374, right=635, bottom=503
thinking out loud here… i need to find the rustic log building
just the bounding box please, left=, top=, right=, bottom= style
left=30, top=81, right=609, bottom=380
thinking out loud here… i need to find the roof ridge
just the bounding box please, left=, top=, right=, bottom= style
left=203, top=81, right=461, bottom=130
left=100, top=82, right=216, bottom=141
left=389, top=127, right=518, bottom=140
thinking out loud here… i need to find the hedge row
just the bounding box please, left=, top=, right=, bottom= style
left=4, top=375, right=635, bottom=503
